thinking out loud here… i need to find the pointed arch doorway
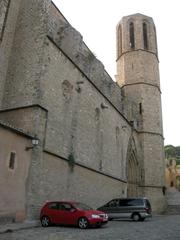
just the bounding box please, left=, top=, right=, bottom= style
left=126, top=137, right=139, bottom=197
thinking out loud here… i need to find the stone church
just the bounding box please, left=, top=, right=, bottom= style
left=0, top=0, right=166, bottom=222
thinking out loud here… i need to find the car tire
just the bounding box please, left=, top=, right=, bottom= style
left=78, top=217, right=89, bottom=229
left=132, top=213, right=140, bottom=221
left=41, top=216, right=51, bottom=227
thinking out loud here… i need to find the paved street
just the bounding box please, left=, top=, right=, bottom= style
left=0, top=215, right=180, bottom=240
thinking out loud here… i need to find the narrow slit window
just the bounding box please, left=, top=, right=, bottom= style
left=119, top=25, right=122, bottom=56
left=95, top=108, right=100, bottom=121
left=139, top=103, right=142, bottom=114
left=117, top=25, right=122, bottom=58
left=116, top=126, right=120, bottom=139
left=129, top=22, right=135, bottom=49
left=154, top=26, right=158, bottom=55
left=0, top=0, right=11, bottom=41
left=143, top=22, right=148, bottom=50
left=9, top=152, right=16, bottom=169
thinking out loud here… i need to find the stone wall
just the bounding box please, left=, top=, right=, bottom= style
left=0, top=125, right=32, bottom=222
left=0, top=0, right=22, bottom=106
left=0, top=0, right=166, bottom=219
left=117, top=51, right=160, bottom=88
left=140, top=133, right=165, bottom=186
left=144, top=187, right=167, bottom=213
left=41, top=38, right=132, bottom=180
left=32, top=152, right=127, bottom=218
left=2, top=0, right=50, bottom=108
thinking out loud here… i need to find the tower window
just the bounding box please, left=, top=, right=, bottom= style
left=95, top=108, right=100, bottom=121
left=9, top=152, right=16, bottom=169
left=116, top=126, right=120, bottom=139
left=117, top=25, right=122, bottom=58
left=0, top=0, right=11, bottom=41
left=154, top=26, right=158, bottom=55
left=143, top=22, right=148, bottom=50
left=139, top=103, right=142, bottom=114
left=129, top=22, right=135, bottom=49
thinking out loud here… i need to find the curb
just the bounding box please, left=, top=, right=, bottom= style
left=0, top=221, right=40, bottom=234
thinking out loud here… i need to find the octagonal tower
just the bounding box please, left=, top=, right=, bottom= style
left=116, top=13, right=166, bottom=212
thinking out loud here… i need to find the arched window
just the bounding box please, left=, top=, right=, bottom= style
left=153, top=26, right=158, bottom=55
left=143, top=22, right=148, bottom=50
left=117, top=25, right=122, bottom=58
left=129, top=22, right=135, bottom=49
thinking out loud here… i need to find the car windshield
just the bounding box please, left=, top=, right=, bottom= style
left=73, top=202, right=92, bottom=210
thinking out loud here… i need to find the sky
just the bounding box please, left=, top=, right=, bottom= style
left=53, top=0, right=180, bottom=146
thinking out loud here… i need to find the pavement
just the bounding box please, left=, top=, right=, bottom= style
left=1, top=215, right=180, bottom=240
left=0, top=220, right=40, bottom=234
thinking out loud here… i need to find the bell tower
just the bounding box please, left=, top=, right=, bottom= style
left=116, top=13, right=166, bottom=212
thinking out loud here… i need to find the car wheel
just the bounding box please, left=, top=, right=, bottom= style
left=132, top=213, right=140, bottom=221
left=78, top=217, right=89, bottom=229
left=41, top=216, right=51, bottom=227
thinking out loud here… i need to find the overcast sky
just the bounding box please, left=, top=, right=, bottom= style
left=53, top=0, right=180, bottom=147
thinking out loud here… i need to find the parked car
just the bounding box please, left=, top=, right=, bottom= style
left=40, top=201, right=108, bottom=229
left=97, top=197, right=152, bottom=221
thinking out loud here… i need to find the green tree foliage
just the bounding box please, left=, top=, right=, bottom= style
left=165, top=145, right=180, bottom=165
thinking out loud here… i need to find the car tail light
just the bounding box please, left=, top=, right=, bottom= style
left=145, top=208, right=151, bottom=214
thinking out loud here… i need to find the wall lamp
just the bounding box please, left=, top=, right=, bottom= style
left=25, top=136, right=39, bottom=151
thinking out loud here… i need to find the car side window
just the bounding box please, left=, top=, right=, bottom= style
left=145, top=199, right=151, bottom=208
left=120, top=199, right=143, bottom=206
left=129, top=199, right=143, bottom=206
left=48, top=202, right=59, bottom=210
left=108, top=199, right=119, bottom=207
left=119, top=199, right=129, bottom=206
left=59, top=203, right=72, bottom=211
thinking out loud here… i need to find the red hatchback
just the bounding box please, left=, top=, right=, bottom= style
left=40, top=201, right=108, bottom=229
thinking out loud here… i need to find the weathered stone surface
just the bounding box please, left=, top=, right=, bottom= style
left=0, top=1, right=166, bottom=221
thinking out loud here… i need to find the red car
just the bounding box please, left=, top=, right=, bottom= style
left=40, top=201, right=108, bottom=229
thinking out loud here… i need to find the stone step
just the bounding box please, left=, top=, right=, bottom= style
left=0, top=216, right=14, bottom=224
left=164, top=205, right=180, bottom=215
left=167, top=200, right=180, bottom=205
left=166, top=197, right=180, bottom=205
left=166, top=190, right=180, bottom=205
left=166, top=191, right=180, bottom=196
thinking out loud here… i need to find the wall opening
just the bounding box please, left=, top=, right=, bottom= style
left=129, top=22, right=135, bottom=49
left=0, top=0, right=11, bottom=41
left=139, top=103, right=142, bottom=114
left=143, top=22, right=148, bottom=50
left=9, top=152, right=16, bottom=169
left=117, top=25, right=122, bottom=58
left=95, top=108, right=100, bottom=121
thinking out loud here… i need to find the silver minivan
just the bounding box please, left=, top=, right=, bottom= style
left=97, top=197, right=152, bottom=221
